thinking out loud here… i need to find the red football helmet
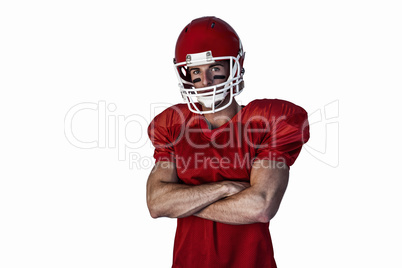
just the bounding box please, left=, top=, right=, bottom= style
left=174, top=16, right=245, bottom=114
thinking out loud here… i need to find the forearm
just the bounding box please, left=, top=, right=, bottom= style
left=147, top=181, right=229, bottom=219
left=194, top=187, right=268, bottom=225
left=195, top=160, right=290, bottom=225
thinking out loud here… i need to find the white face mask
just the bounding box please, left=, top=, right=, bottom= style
left=174, top=52, right=244, bottom=114
left=196, top=89, right=227, bottom=109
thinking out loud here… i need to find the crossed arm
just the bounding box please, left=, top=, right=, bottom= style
left=146, top=159, right=289, bottom=225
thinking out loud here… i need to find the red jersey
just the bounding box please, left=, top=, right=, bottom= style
left=148, top=99, right=310, bottom=268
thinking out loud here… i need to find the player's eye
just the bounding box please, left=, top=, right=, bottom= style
left=211, top=67, right=220, bottom=72
left=191, top=69, right=200, bottom=75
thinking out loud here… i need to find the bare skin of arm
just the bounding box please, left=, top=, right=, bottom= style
left=146, top=161, right=249, bottom=219
left=194, top=160, right=289, bottom=225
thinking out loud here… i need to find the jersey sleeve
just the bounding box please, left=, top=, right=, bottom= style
left=147, top=111, right=176, bottom=163
left=255, top=100, right=310, bottom=167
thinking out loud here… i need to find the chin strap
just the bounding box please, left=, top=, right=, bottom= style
left=213, top=99, right=225, bottom=109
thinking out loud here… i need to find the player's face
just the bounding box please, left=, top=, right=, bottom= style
left=189, top=61, right=230, bottom=89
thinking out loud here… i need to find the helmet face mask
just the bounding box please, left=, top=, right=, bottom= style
left=174, top=53, right=243, bottom=114
left=173, top=17, right=245, bottom=114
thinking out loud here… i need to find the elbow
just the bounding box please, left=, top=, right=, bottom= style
left=148, top=208, right=158, bottom=219
left=148, top=198, right=179, bottom=219
left=148, top=207, right=159, bottom=219
left=256, top=209, right=277, bottom=223
left=147, top=199, right=176, bottom=219
left=149, top=211, right=160, bottom=219
left=147, top=200, right=162, bottom=219
left=148, top=204, right=186, bottom=219
left=254, top=192, right=284, bottom=223
left=256, top=212, right=269, bottom=223
left=255, top=200, right=278, bottom=223
left=148, top=206, right=181, bottom=219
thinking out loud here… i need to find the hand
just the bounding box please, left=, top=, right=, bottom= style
left=221, top=181, right=251, bottom=197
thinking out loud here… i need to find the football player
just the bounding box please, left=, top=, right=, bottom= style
left=147, top=16, right=310, bottom=268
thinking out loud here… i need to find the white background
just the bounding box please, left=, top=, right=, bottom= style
left=1, top=0, right=401, bottom=267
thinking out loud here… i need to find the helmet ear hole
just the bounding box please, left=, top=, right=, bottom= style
left=179, top=66, right=187, bottom=77
left=179, top=66, right=191, bottom=82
